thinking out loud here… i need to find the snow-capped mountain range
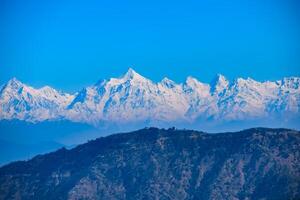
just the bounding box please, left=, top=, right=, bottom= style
left=1, top=68, right=299, bottom=128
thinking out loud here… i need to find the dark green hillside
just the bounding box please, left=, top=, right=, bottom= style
left=0, top=128, right=299, bottom=200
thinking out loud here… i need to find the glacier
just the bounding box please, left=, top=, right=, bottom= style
left=0, top=68, right=299, bottom=131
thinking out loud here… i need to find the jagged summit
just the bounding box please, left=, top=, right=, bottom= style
left=185, top=76, right=208, bottom=88
left=210, top=74, right=229, bottom=94
left=5, top=77, right=24, bottom=89
left=160, top=77, right=176, bottom=88
left=94, top=79, right=108, bottom=87
left=8, top=77, right=21, bottom=83
left=186, top=76, right=199, bottom=84
left=122, top=68, right=145, bottom=81
left=1, top=78, right=33, bottom=97
left=281, top=77, right=300, bottom=89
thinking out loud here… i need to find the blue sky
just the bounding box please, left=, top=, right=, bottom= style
left=0, top=0, right=299, bottom=92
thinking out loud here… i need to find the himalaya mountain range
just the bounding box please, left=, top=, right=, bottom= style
left=1, top=68, right=300, bottom=131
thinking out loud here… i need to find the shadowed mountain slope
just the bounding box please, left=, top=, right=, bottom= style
left=0, top=127, right=299, bottom=200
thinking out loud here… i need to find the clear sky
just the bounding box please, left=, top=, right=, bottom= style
left=1, top=0, right=299, bottom=92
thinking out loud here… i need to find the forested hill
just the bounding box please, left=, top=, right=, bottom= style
left=0, top=127, right=300, bottom=200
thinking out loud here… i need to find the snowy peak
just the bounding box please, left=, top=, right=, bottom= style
left=1, top=78, right=72, bottom=101
left=0, top=78, right=34, bottom=98
left=184, top=76, right=210, bottom=96
left=39, top=86, right=59, bottom=96
left=104, top=68, right=150, bottom=87
left=216, top=74, right=228, bottom=82
left=185, top=76, right=207, bottom=88
left=2, top=77, right=25, bottom=92
left=160, top=77, right=176, bottom=88
left=37, top=85, right=74, bottom=105
left=0, top=78, right=74, bottom=122
left=210, top=74, right=229, bottom=94
left=122, top=68, right=146, bottom=81
left=281, top=77, right=300, bottom=90
left=7, top=77, right=23, bottom=86
left=94, top=79, right=107, bottom=87
left=185, top=76, right=199, bottom=85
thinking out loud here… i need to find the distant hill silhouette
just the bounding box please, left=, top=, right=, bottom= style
left=0, top=127, right=299, bottom=200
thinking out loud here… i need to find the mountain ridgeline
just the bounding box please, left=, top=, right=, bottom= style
left=0, top=68, right=300, bottom=130
left=0, top=128, right=299, bottom=200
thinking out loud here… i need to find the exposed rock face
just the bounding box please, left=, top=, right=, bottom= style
left=0, top=128, right=299, bottom=200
